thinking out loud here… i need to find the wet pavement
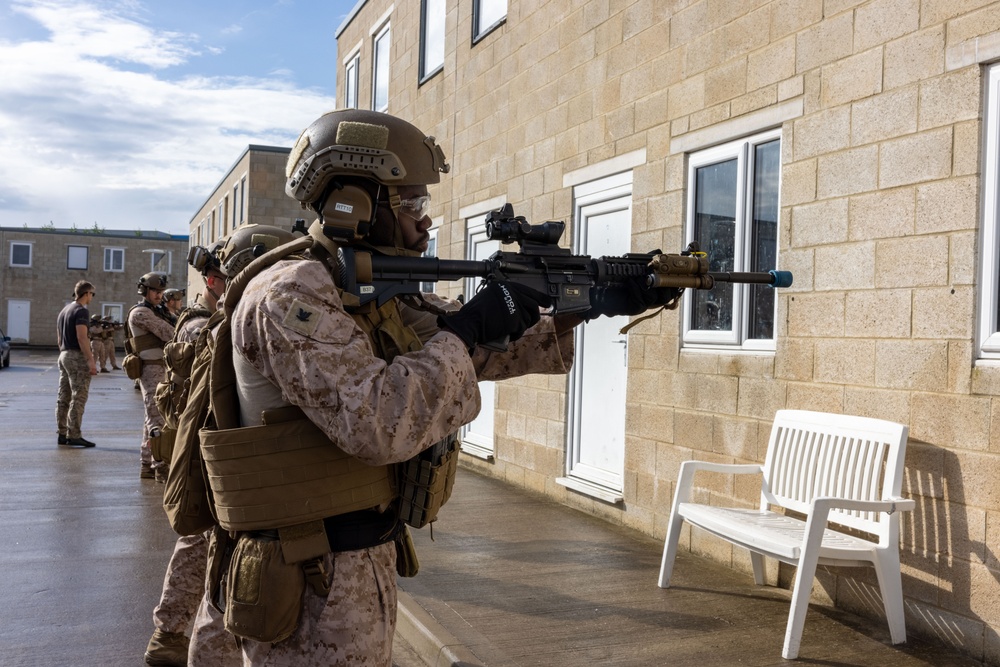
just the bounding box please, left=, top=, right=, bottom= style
left=0, top=348, right=986, bottom=666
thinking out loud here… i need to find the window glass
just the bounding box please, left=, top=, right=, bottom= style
left=420, top=229, right=439, bottom=293
left=474, top=0, right=507, bottom=42
left=345, top=53, right=360, bottom=109
left=67, top=245, right=88, bottom=270
left=104, top=247, right=124, bottom=272
left=373, top=25, right=391, bottom=112
left=684, top=130, right=782, bottom=350
left=10, top=242, right=31, bottom=267
left=421, top=0, right=445, bottom=81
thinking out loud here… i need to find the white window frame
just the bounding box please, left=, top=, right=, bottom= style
left=148, top=249, right=172, bottom=274
left=104, top=247, right=125, bottom=272
left=420, top=0, right=445, bottom=83
left=473, top=0, right=506, bottom=44
left=240, top=175, right=248, bottom=224
left=67, top=245, right=88, bottom=270
left=979, top=64, right=1000, bottom=359
left=683, top=128, right=781, bottom=351
left=344, top=46, right=361, bottom=109
left=10, top=241, right=32, bottom=267
left=233, top=183, right=240, bottom=230
left=420, top=225, right=440, bottom=293
left=372, top=22, right=391, bottom=112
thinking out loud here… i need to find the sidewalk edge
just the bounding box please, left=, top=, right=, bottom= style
left=397, top=590, right=485, bottom=667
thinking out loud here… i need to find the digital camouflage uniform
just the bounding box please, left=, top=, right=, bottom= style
left=88, top=320, right=106, bottom=372
left=153, top=293, right=242, bottom=666
left=56, top=302, right=93, bottom=441
left=103, top=319, right=120, bottom=369
left=128, top=303, right=175, bottom=468
left=200, top=254, right=573, bottom=666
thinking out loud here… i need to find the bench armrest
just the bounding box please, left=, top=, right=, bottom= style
left=672, top=460, right=763, bottom=507
left=811, top=496, right=915, bottom=515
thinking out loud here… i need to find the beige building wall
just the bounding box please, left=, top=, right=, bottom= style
left=186, top=145, right=307, bottom=291
left=337, top=0, right=1000, bottom=661
left=0, top=228, right=188, bottom=347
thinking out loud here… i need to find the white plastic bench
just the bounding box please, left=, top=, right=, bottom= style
left=657, top=409, right=914, bottom=659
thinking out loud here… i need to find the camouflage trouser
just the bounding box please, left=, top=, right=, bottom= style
left=139, top=362, right=165, bottom=466
left=238, top=542, right=397, bottom=667
left=189, top=586, right=242, bottom=667
left=90, top=338, right=106, bottom=370
left=55, top=350, right=92, bottom=439
left=105, top=340, right=119, bottom=368
left=154, top=532, right=209, bottom=635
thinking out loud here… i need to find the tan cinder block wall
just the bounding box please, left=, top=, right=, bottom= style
left=187, top=147, right=306, bottom=291
left=0, top=229, right=188, bottom=346
left=337, top=0, right=1000, bottom=660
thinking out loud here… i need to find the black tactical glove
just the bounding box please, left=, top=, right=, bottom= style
left=586, top=277, right=681, bottom=320
left=438, top=282, right=552, bottom=351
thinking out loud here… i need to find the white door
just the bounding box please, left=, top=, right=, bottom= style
left=460, top=214, right=502, bottom=460
left=7, top=299, right=30, bottom=343
left=564, top=180, right=632, bottom=500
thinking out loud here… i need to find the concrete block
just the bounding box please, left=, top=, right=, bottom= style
left=793, top=106, right=851, bottom=160
left=736, top=377, right=787, bottom=420
left=782, top=158, right=817, bottom=206
left=919, top=67, right=982, bottom=131
left=884, top=25, right=946, bottom=91
left=821, top=48, right=883, bottom=108
left=855, top=0, right=920, bottom=51
left=849, top=187, right=916, bottom=240
left=954, top=120, right=981, bottom=177
left=770, top=0, right=823, bottom=39
left=711, top=414, right=759, bottom=460
left=791, top=198, right=849, bottom=247
left=875, top=340, right=949, bottom=390
left=783, top=382, right=845, bottom=413
left=817, top=144, right=879, bottom=198
left=787, top=292, right=846, bottom=336
left=946, top=3, right=1000, bottom=46
left=843, top=387, right=911, bottom=425
left=795, top=12, right=855, bottom=73
left=815, top=338, right=876, bottom=385
left=746, top=36, right=796, bottom=91
left=943, top=449, right=1000, bottom=512
left=845, top=288, right=912, bottom=338
left=668, top=73, right=706, bottom=119
left=916, top=176, right=979, bottom=234
left=778, top=75, right=805, bottom=101
left=875, top=235, right=950, bottom=287
left=879, top=128, right=953, bottom=189
left=775, top=336, right=815, bottom=381
left=815, top=241, right=877, bottom=291
left=850, top=86, right=919, bottom=147
left=913, top=286, right=975, bottom=340
left=950, top=231, right=977, bottom=286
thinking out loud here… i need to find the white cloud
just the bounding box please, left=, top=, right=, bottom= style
left=0, top=0, right=337, bottom=235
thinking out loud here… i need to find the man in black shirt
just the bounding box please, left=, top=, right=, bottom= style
left=55, top=281, right=99, bottom=447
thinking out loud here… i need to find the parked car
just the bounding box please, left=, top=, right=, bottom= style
left=0, top=327, right=10, bottom=368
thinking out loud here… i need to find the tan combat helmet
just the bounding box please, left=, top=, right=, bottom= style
left=137, top=272, right=168, bottom=296
left=216, top=224, right=297, bottom=277
left=163, top=288, right=185, bottom=303
left=284, top=110, right=450, bottom=242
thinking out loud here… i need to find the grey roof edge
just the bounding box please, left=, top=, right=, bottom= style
left=0, top=227, right=188, bottom=240
left=335, top=0, right=368, bottom=39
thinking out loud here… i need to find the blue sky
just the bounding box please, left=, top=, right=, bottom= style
left=0, top=0, right=360, bottom=236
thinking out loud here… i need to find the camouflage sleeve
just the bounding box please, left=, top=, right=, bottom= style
left=177, top=316, right=208, bottom=344
left=131, top=307, right=176, bottom=342
left=231, top=260, right=482, bottom=467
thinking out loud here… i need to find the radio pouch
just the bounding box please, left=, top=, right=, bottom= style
left=223, top=532, right=305, bottom=644
left=122, top=353, right=143, bottom=380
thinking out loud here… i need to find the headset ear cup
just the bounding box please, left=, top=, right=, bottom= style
left=319, top=185, right=374, bottom=241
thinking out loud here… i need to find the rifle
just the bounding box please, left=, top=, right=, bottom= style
left=337, top=203, right=792, bottom=316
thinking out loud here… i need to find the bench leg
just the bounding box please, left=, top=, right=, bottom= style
left=873, top=550, right=907, bottom=644
left=657, top=512, right=685, bottom=588
left=750, top=551, right=766, bottom=586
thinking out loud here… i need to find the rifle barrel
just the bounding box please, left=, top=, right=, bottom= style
left=709, top=270, right=793, bottom=288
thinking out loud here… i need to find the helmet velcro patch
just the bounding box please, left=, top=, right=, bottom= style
left=286, top=134, right=310, bottom=179
left=336, top=121, right=389, bottom=150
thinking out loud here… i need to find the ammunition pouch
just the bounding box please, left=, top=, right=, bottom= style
left=200, top=417, right=395, bottom=532
left=224, top=532, right=305, bottom=644
left=397, top=433, right=461, bottom=529
left=122, top=353, right=143, bottom=380
left=151, top=426, right=177, bottom=464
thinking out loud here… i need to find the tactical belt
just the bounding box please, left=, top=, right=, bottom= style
left=249, top=510, right=399, bottom=554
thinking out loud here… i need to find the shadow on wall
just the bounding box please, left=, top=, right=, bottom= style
left=807, top=442, right=999, bottom=663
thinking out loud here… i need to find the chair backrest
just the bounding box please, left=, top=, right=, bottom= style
left=760, top=410, right=909, bottom=539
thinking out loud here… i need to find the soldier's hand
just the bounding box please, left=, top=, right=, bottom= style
left=438, top=282, right=552, bottom=351
left=586, top=278, right=680, bottom=320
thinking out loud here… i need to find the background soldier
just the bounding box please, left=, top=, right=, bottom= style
left=146, top=239, right=250, bottom=667
left=88, top=314, right=107, bottom=373
left=126, top=272, right=175, bottom=479
left=55, top=281, right=98, bottom=447
left=163, top=288, right=185, bottom=320
left=102, top=315, right=120, bottom=370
